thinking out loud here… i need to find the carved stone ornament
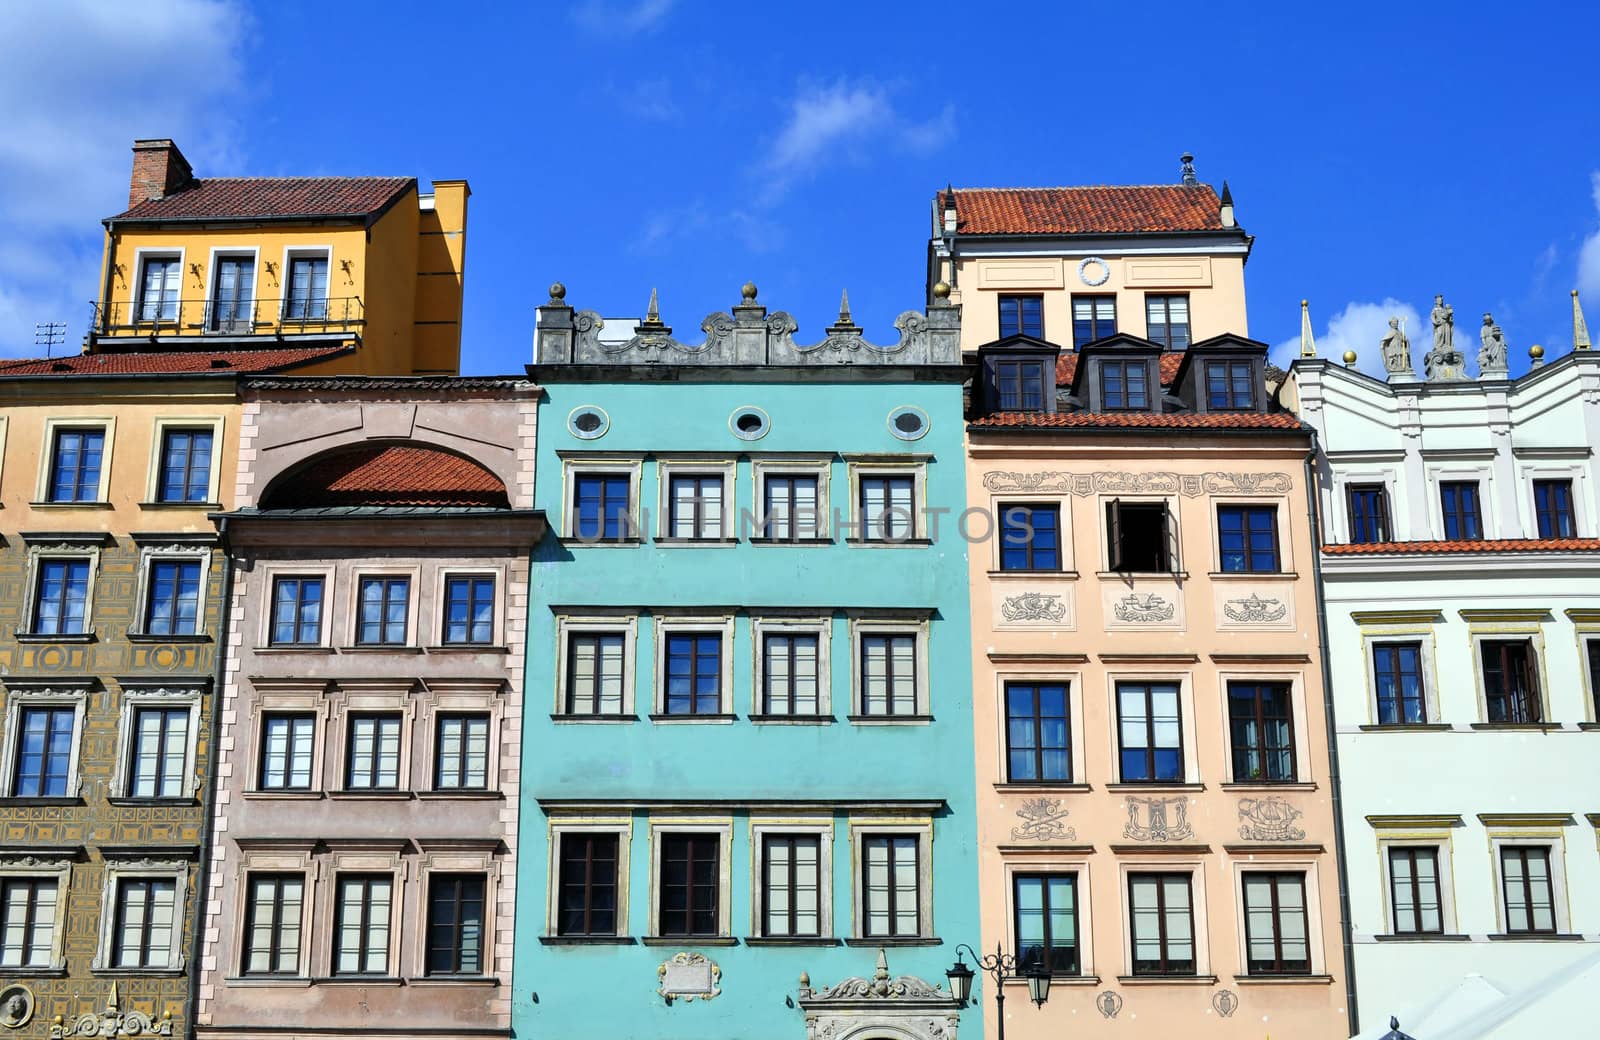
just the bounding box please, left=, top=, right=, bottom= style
left=1238, top=797, right=1306, bottom=842
left=1123, top=796, right=1194, bottom=842
left=0, top=986, right=34, bottom=1030
left=1212, top=989, right=1239, bottom=1018
left=1011, top=797, right=1076, bottom=842
left=982, top=470, right=1291, bottom=498
left=1223, top=594, right=1288, bottom=624
left=656, top=951, right=721, bottom=1002
left=1113, top=593, right=1174, bottom=623
left=798, top=949, right=963, bottom=1040
left=50, top=984, right=172, bottom=1039
left=999, top=592, right=1066, bottom=623
left=1096, top=990, right=1123, bottom=1019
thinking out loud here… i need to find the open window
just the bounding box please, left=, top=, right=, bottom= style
left=1106, top=500, right=1173, bottom=573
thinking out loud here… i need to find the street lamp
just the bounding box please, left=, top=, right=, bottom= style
left=946, top=943, right=1050, bottom=1040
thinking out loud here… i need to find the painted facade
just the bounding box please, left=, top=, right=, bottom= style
left=1286, top=305, right=1600, bottom=1038
left=193, top=378, right=541, bottom=1040
left=515, top=284, right=980, bottom=1039
left=91, top=139, right=469, bottom=377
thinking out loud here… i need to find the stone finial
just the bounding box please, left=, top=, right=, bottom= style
left=1574, top=289, right=1591, bottom=351
left=1299, top=300, right=1316, bottom=358
left=547, top=281, right=566, bottom=304
left=1342, top=350, right=1357, bottom=366
left=741, top=281, right=758, bottom=302
left=932, top=281, right=951, bottom=300
left=1530, top=343, right=1545, bottom=368
left=874, top=948, right=890, bottom=980
left=646, top=288, right=660, bottom=323
left=838, top=289, right=852, bottom=324
left=1180, top=152, right=1197, bottom=186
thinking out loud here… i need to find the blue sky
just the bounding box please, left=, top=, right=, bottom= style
left=3, top=0, right=1598, bottom=378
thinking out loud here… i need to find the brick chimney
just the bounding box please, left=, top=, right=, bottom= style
left=128, top=139, right=194, bottom=208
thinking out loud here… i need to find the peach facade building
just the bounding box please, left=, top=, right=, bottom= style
left=942, top=172, right=1353, bottom=1039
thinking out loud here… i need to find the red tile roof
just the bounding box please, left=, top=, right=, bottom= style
left=971, top=410, right=1304, bottom=430
left=1056, top=351, right=1185, bottom=387
left=1324, top=538, right=1600, bottom=555
left=941, top=186, right=1225, bottom=236
left=110, top=176, right=412, bottom=222
left=0, top=345, right=351, bottom=376
left=265, top=444, right=508, bottom=509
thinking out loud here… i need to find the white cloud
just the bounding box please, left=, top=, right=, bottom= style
left=759, top=80, right=954, bottom=200
left=572, top=0, right=674, bottom=35
left=1274, top=298, right=1426, bottom=379
left=1577, top=171, right=1600, bottom=300
left=0, top=0, right=249, bottom=355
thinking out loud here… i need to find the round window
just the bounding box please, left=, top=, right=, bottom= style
left=567, top=405, right=610, bottom=440
left=729, top=406, right=771, bottom=441
left=888, top=406, right=930, bottom=441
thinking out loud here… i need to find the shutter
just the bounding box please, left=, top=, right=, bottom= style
left=1106, top=500, right=1122, bottom=571
left=1161, top=502, right=1176, bottom=572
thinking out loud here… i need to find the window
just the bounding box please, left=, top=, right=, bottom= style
left=145, top=560, right=201, bottom=636
left=1000, top=505, right=1060, bottom=571
left=763, top=474, right=821, bottom=541
left=269, top=577, right=323, bottom=646
left=566, top=632, right=625, bottom=714
left=210, top=255, right=254, bottom=332
left=1533, top=479, right=1576, bottom=538
left=1117, top=682, right=1183, bottom=782
left=111, top=877, right=177, bottom=968
left=1439, top=481, right=1483, bottom=540
left=1005, top=682, right=1070, bottom=783
left=32, top=558, right=90, bottom=636
left=242, top=874, right=303, bottom=975
left=1388, top=847, right=1443, bottom=935
left=14, top=707, right=75, bottom=797
left=761, top=835, right=822, bottom=938
left=861, top=835, right=920, bottom=938
left=356, top=577, right=409, bottom=646
left=995, top=360, right=1048, bottom=412
left=859, top=474, right=915, bottom=542
left=1481, top=639, right=1541, bottom=723
left=1106, top=501, right=1171, bottom=573
left=860, top=634, right=917, bottom=717
left=1014, top=874, right=1078, bottom=975
left=1072, top=295, right=1116, bottom=347
left=1218, top=505, right=1280, bottom=573
left=0, top=879, right=57, bottom=968
left=1500, top=846, right=1556, bottom=934
left=1347, top=484, right=1391, bottom=544
left=1374, top=643, right=1426, bottom=724
left=345, top=714, right=402, bottom=790
left=1099, top=359, right=1150, bottom=410
left=333, top=875, right=392, bottom=974
left=425, top=874, right=486, bottom=976
left=258, top=713, right=315, bottom=790
left=1242, top=872, right=1310, bottom=975
left=998, top=294, right=1043, bottom=339
left=156, top=427, right=214, bottom=503
left=1204, top=360, right=1254, bottom=410
left=47, top=427, right=106, bottom=503
left=1228, top=682, right=1296, bottom=782
left=1146, top=294, right=1190, bottom=350
left=442, top=575, right=495, bottom=645
left=664, top=633, right=722, bottom=715
left=128, top=707, right=189, bottom=798
left=558, top=833, right=620, bottom=937
left=284, top=254, right=329, bottom=320
left=1589, top=639, right=1600, bottom=719
left=572, top=474, right=632, bottom=541
left=137, top=256, right=180, bottom=322
left=658, top=834, right=719, bottom=937
left=1128, top=873, right=1194, bottom=975
left=435, top=714, right=490, bottom=790
left=762, top=633, right=820, bottom=715
left=668, top=474, right=724, bottom=540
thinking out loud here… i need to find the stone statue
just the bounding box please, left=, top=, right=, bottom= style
left=1380, top=317, right=1411, bottom=373
left=1431, top=294, right=1454, bottom=352
left=1425, top=294, right=1467, bottom=381
left=1478, top=312, right=1508, bottom=373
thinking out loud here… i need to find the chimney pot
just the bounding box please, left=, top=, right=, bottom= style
left=128, top=139, right=195, bottom=209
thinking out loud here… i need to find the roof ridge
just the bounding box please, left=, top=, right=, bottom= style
left=187, top=174, right=412, bottom=182
left=948, top=184, right=1216, bottom=192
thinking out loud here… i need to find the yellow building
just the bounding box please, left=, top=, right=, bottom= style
left=87, top=139, right=469, bottom=377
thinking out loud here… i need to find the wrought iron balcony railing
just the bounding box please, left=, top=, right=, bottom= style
left=89, top=296, right=364, bottom=339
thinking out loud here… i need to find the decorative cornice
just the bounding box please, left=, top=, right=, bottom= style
left=244, top=376, right=535, bottom=392
left=1476, top=813, right=1574, bottom=828
left=1365, top=814, right=1464, bottom=830
left=20, top=532, right=113, bottom=548
left=1350, top=610, right=1445, bottom=625
left=982, top=469, right=1293, bottom=497
left=1563, top=608, right=1600, bottom=624
left=1458, top=609, right=1553, bottom=624
left=49, top=984, right=171, bottom=1039
left=799, top=949, right=958, bottom=1005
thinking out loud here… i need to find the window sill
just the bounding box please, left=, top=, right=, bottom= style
left=994, top=782, right=1092, bottom=793
left=417, top=789, right=502, bottom=800
left=328, top=790, right=415, bottom=800
left=1009, top=973, right=1102, bottom=986
left=1468, top=723, right=1564, bottom=732
left=106, top=797, right=199, bottom=807
left=749, top=537, right=835, bottom=547
left=126, top=632, right=211, bottom=643
left=642, top=936, right=738, bottom=947
left=340, top=645, right=423, bottom=654
left=539, top=936, right=638, bottom=946
left=1372, top=933, right=1471, bottom=942
left=242, top=790, right=324, bottom=800
left=845, top=537, right=934, bottom=548
left=1096, top=570, right=1189, bottom=580
left=222, top=976, right=313, bottom=987
left=14, top=632, right=96, bottom=643
left=0, top=965, right=67, bottom=978
left=139, top=501, right=222, bottom=510
left=28, top=501, right=113, bottom=509
left=648, top=713, right=738, bottom=725
left=1104, top=782, right=1204, bottom=792
left=1218, top=780, right=1311, bottom=790
left=1208, top=571, right=1299, bottom=581
left=311, top=976, right=405, bottom=986
left=1357, top=723, right=1453, bottom=732
left=407, top=975, right=499, bottom=987
left=1115, top=974, right=1218, bottom=986
left=0, top=796, right=84, bottom=807
left=846, top=714, right=933, bottom=726
left=987, top=569, right=1080, bottom=580
left=1577, top=722, right=1600, bottom=731
left=564, top=537, right=643, bottom=548
left=1486, top=933, right=1586, bottom=942
left=93, top=966, right=185, bottom=977
left=255, top=646, right=334, bottom=654
left=1233, top=974, right=1334, bottom=985
left=844, top=937, right=941, bottom=948
left=743, top=936, right=843, bottom=947
left=748, top=714, right=835, bottom=725
left=654, top=537, right=739, bottom=547
left=425, top=644, right=509, bottom=655
left=551, top=713, right=638, bottom=724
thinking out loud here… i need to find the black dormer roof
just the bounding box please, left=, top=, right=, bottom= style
left=973, top=332, right=1061, bottom=356
left=1064, top=332, right=1165, bottom=398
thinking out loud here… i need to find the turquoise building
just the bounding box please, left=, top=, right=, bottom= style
left=514, top=283, right=982, bottom=1040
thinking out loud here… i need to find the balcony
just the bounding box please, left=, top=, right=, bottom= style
left=88, top=296, right=364, bottom=346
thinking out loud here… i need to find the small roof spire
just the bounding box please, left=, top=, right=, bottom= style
left=1220, top=180, right=1234, bottom=206
left=1180, top=152, right=1197, bottom=187
left=1299, top=299, right=1317, bottom=358
left=646, top=287, right=660, bottom=324
left=838, top=289, right=852, bottom=324
left=1574, top=289, right=1591, bottom=351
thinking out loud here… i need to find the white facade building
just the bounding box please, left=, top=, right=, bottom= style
left=1285, top=303, right=1600, bottom=1038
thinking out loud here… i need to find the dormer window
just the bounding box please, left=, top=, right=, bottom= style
left=996, top=360, right=1048, bottom=412
left=999, top=295, right=1043, bottom=339
left=1100, top=359, right=1150, bottom=411
left=1204, top=360, right=1254, bottom=411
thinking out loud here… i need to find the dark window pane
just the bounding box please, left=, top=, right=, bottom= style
left=659, top=834, right=719, bottom=937
left=1218, top=506, right=1279, bottom=572
left=999, top=294, right=1043, bottom=339
left=1005, top=683, right=1071, bottom=783
left=14, top=707, right=75, bottom=797
left=357, top=577, right=410, bottom=645
left=443, top=576, right=495, bottom=644
left=1481, top=640, right=1540, bottom=723
left=1117, top=683, right=1183, bottom=782
left=426, top=874, right=486, bottom=975
left=1014, top=874, right=1079, bottom=975
left=1374, top=643, right=1426, bottom=724
left=1532, top=480, right=1575, bottom=538
left=664, top=633, right=722, bottom=715
left=1000, top=505, right=1060, bottom=571
left=1242, top=872, right=1311, bottom=974
left=1228, top=682, right=1296, bottom=781
left=573, top=474, right=632, bottom=541
left=158, top=428, right=214, bottom=503
left=1347, top=485, right=1391, bottom=544
left=1388, top=847, right=1443, bottom=935
left=558, top=833, right=619, bottom=936
left=1439, top=481, right=1482, bottom=540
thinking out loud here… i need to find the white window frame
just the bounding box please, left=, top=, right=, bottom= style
left=434, top=564, right=507, bottom=648
left=1484, top=821, right=1573, bottom=936
left=751, top=615, right=832, bottom=719
left=258, top=564, right=336, bottom=649
left=278, top=246, right=334, bottom=322
left=750, top=458, right=833, bottom=543
left=205, top=246, right=261, bottom=333
left=110, top=684, right=203, bottom=800
left=848, top=614, right=931, bottom=722
left=845, top=456, right=928, bottom=545
left=131, top=247, right=185, bottom=324
left=1517, top=461, right=1588, bottom=539
left=651, top=614, right=735, bottom=720
left=0, top=854, right=72, bottom=971
left=749, top=816, right=834, bottom=940
left=21, top=542, right=103, bottom=637
left=248, top=680, right=331, bottom=795
left=1229, top=859, right=1325, bottom=976
left=1372, top=828, right=1460, bottom=938
left=327, top=681, right=416, bottom=794
left=93, top=856, right=188, bottom=971
left=144, top=415, right=226, bottom=505
left=1002, top=858, right=1094, bottom=979
left=993, top=668, right=1085, bottom=786
left=130, top=544, right=212, bottom=638
left=347, top=566, right=422, bottom=649
left=1330, top=464, right=1402, bottom=544
left=34, top=417, right=117, bottom=505
left=647, top=817, right=734, bottom=940
left=1574, top=616, right=1600, bottom=725
left=1104, top=670, right=1197, bottom=784
left=546, top=816, right=632, bottom=938
left=1215, top=669, right=1312, bottom=784
left=232, top=839, right=315, bottom=978
left=848, top=818, right=934, bottom=941
left=0, top=685, right=89, bottom=798
left=321, top=843, right=403, bottom=977
left=554, top=614, right=638, bottom=719
left=417, top=678, right=502, bottom=795
left=1424, top=462, right=1495, bottom=541
left=413, top=839, right=501, bottom=978
left=559, top=455, right=643, bottom=544
left=1117, top=859, right=1210, bottom=978
left=656, top=457, right=737, bottom=542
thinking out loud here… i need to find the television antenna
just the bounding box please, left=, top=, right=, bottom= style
left=34, top=322, right=66, bottom=357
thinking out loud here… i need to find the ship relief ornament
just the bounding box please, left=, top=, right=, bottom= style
left=1237, top=796, right=1306, bottom=842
